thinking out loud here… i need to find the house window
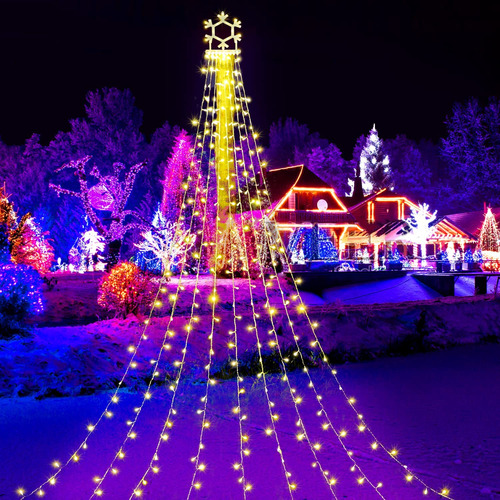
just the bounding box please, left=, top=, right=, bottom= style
left=288, top=192, right=296, bottom=210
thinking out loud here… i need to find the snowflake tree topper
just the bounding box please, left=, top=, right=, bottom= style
left=204, top=11, right=242, bottom=50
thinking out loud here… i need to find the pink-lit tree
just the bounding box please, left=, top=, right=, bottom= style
left=49, top=156, right=148, bottom=268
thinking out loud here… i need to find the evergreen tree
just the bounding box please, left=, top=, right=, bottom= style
left=441, top=98, right=500, bottom=209
left=307, top=144, right=352, bottom=195
left=256, top=216, right=285, bottom=272
left=385, top=135, right=432, bottom=202
left=265, top=117, right=328, bottom=168
left=216, top=216, right=246, bottom=276
left=359, top=125, right=392, bottom=194
left=478, top=207, right=499, bottom=252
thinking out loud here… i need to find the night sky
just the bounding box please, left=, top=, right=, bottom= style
left=1, top=0, right=499, bottom=154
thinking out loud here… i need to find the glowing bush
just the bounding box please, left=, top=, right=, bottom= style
left=0, top=263, right=43, bottom=338
left=98, top=262, right=155, bottom=317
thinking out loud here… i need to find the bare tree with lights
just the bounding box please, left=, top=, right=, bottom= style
left=49, top=156, right=148, bottom=269
left=406, top=202, right=437, bottom=265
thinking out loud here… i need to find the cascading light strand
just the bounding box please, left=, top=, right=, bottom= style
left=230, top=97, right=340, bottom=498
left=126, top=56, right=219, bottom=500
left=87, top=53, right=216, bottom=500
left=234, top=59, right=453, bottom=499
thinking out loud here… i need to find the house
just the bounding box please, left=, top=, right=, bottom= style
left=264, top=164, right=474, bottom=261
left=265, top=165, right=361, bottom=254
left=342, top=189, right=473, bottom=259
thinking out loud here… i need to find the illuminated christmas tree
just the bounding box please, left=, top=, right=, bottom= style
left=256, top=216, right=285, bottom=272
left=478, top=207, right=500, bottom=270
left=161, top=130, right=200, bottom=225
left=216, top=215, right=246, bottom=276
left=478, top=207, right=499, bottom=252
left=10, top=216, right=54, bottom=274
left=359, top=125, right=392, bottom=194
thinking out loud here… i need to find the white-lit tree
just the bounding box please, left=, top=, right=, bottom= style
left=79, top=228, right=106, bottom=271
left=135, top=209, right=196, bottom=276
left=478, top=207, right=499, bottom=252
left=256, top=216, right=286, bottom=272
left=406, top=203, right=437, bottom=264
left=359, top=125, right=392, bottom=194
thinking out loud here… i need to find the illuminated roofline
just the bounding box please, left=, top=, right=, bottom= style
left=276, top=223, right=362, bottom=230
left=273, top=167, right=349, bottom=213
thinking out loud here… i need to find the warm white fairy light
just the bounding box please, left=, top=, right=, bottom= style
left=233, top=59, right=454, bottom=498
left=84, top=57, right=215, bottom=500
left=121, top=60, right=219, bottom=500
left=229, top=105, right=339, bottom=499
left=23, top=13, right=454, bottom=500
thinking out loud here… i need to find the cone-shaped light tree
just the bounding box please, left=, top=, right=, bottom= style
left=478, top=207, right=499, bottom=252
left=359, top=125, right=392, bottom=194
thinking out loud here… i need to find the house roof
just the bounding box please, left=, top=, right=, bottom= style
left=265, top=164, right=331, bottom=203
left=446, top=208, right=500, bottom=239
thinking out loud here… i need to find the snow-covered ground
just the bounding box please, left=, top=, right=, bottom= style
left=2, top=272, right=499, bottom=499
left=0, top=343, right=498, bottom=499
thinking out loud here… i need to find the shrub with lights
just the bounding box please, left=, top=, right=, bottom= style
left=97, top=261, right=155, bottom=317
left=0, top=263, right=43, bottom=338
left=0, top=186, right=54, bottom=274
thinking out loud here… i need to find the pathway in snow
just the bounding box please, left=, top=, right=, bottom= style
left=0, top=344, right=499, bottom=499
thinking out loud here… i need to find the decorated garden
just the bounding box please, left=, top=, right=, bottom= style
left=1, top=8, right=500, bottom=500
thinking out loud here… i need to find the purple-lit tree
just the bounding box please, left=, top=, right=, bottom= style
left=161, top=130, right=195, bottom=221
left=265, top=117, right=328, bottom=168
left=307, top=144, right=352, bottom=195
left=50, top=156, right=148, bottom=268
left=385, top=135, right=432, bottom=202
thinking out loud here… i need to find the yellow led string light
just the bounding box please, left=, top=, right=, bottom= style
left=20, top=275, right=171, bottom=498
left=232, top=92, right=385, bottom=498
left=125, top=57, right=220, bottom=499
left=229, top=255, right=250, bottom=496
left=233, top=67, right=407, bottom=496
left=207, top=49, right=296, bottom=500
left=23, top=56, right=213, bottom=500
left=234, top=59, right=452, bottom=499
left=186, top=133, right=220, bottom=500
left=89, top=134, right=210, bottom=497
left=225, top=76, right=250, bottom=497
left=230, top=91, right=341, bottom=498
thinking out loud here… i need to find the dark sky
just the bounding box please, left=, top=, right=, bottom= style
left=1, top=0, right=499, bottom=155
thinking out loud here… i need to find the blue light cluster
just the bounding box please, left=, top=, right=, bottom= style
left=288, top=226, right=338, bottom=261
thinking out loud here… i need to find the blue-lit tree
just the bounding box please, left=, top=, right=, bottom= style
left=287, top=225, right=338, bottom=261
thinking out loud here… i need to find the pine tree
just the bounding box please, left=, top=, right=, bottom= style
left=307, top=144, right=351, bottom=195
left=216, top=216, right=246, bottom=276
left=359, top=125, right=392, bottom=194
left=256, top=216, right=285, bottom=272
left=478, top=207, right=499, bottom=252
